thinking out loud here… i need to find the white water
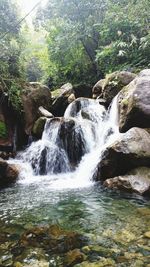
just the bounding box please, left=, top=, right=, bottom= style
left=12, top=96, right=120, bottom=190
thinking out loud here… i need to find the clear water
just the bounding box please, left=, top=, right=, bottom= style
left=0, top=97, right=150, bottom=266
left=0, top=180, right=150, bottom=266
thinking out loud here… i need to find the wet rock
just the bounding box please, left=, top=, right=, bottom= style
left=13, top=262, right=22, bottom=267
left=96, top=128, right=150, bottom=181
left=13, top=247, right=49, bottom=267
left=97, top=99, right=107, bottom=108
left=64, top=249, right=86, bottom=266
left=102, top=228, right=136, bottom=245
left=74, top=257, right=116, bottom=266
left=104, top=167, right=150, bottom=195
left=73, top=84, right=92, bottom=99
left=0, top=253, right=13, bottom=267
left=61, top=83, right=73, bottom=92
left=0, top=151, right=15, bottom=160
left=82, top=245, right=120, bottom=259
left=137, top=208, right=150, bottom=217
left=0, top=158, right=19, bottom=188
left=21, top=82, right=51, bottom=135
left=92, top=79, right=105, bottom=99
left=92, top=71, right=136, bottom=105
left=144, top=232, right=150, bottom=239
left=32, top=117, right=47, bottom=139
left=38, top=106, right=54, bottom=118
left=118, top=69, right=150, bottom=132
left=14, top=225, right=88, bottom=256
left=51, top=84, right=73, bottom=117
left=68, top=93, right=76, bottom=104
left=139, top=69, right=150, bottom=77
left=19, top=260, right=49, bottom=267
left=58, top=118, right=88, bottom=165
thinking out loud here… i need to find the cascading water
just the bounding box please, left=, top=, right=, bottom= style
left=15, top=96, right=120, bottom=189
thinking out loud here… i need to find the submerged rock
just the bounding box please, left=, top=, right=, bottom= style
left=104, top=167, right=150, bottom=195
left=118, top=69, right=150, bottom=132
left=74, top=257, right=116, bottom=266
left=96, top=127, right=150, bottom=180
left=64, top=249, right=86, bottom=266
left=13, top=225, right=88, bottom=257
left=0, top=158, right=19, bottom=187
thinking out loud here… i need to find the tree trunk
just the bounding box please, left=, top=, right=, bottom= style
left=80, top=38, right=104, bottom=79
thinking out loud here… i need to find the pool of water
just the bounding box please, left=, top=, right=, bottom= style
left=0, top=178, right=150, bottom=266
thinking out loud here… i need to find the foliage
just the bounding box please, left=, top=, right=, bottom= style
left=0, top=0, right=23, bottom=79
left=96, top=0, right=150, bottom=73
left=35, top=0, right=150, bottom=85
left=0, top=121, right=8, bottom=139
left=0, top=0, right=25, bottom=112
left=0, top=0, right=149, bottom=97
left=35, top=0, right=108, bottom=86
left=8, top=80, right=23, bottom=112
left=20, top=26, right=50, bottom=83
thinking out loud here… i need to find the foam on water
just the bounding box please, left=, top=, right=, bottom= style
left=13, top=96, right=120, bottom=190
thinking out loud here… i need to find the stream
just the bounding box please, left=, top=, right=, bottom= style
left=0, top=97, right=150, bottom=266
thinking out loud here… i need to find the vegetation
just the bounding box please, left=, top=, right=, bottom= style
left=0, top=0, right=24, bottom=111
left=35, top=0, right=150, bottom=86
left=0, top=121, right=8, bottom=139
left=0, top=0, right=149, bottom=103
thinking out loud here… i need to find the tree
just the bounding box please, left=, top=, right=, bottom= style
left=35, top=0, right=108, bottom=85
left=35, top=0, right=150, bottom=86
left=96, top=0, right=150, bottom=73
left=0, top=0, right=22, bottom=80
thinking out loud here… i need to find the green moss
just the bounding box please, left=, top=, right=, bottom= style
left=51, top=88, right=61, bottom=98
left=0, top=121, right=8, bottom=139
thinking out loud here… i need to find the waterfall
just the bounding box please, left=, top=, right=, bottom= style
left=16, top=96, right=120, bottom=189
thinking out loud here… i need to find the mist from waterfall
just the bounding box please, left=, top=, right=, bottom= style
left=15, top=96, right=120, bottom=189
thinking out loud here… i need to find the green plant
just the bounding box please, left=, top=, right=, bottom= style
left=8, top=81, right=23, bottom=112
left=0, top=121, right=8, bottom=139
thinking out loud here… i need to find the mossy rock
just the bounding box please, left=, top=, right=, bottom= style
left=32, top=117, right=47, bottom=139
left=102, top=71, right=136, bottom=105
left=64, top=249, right=86, bottom=266
left=118, top=69, right=150, bottom=132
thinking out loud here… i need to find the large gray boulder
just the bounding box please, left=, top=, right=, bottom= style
left=96, top=127, right=150, bottom=181
left=104, top=167, right=150, bottom=195
left=21, top=82, right=51, bottom=135
left=118, top=69, right=150, bottom=132
left=51, top=84, right=74, bottom=117
left=92, top=71, right=136, bottom=105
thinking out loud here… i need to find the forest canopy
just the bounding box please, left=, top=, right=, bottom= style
left=0, top=0, right=150, bottom=91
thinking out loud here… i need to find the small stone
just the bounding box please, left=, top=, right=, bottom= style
left=82, top=246, right=91, bottom=253
left=64, top=249, right=86, bottom=266
left=144, top=231, right=150, bottom=239
left=13, top=262, right=23, bottom=267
